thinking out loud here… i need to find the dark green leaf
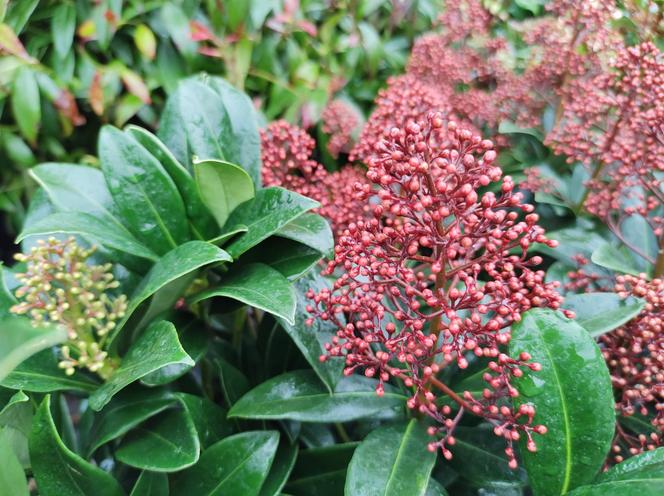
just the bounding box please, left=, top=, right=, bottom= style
left=116, top=408, right=200, bottom=472
left=1, top=349, right=99, bottom=393
left=90, top=321, right=194, bottom=411
left=563, top=293, right=645, bottom=337
left=98, top=125, right=188, bottom=254
left=222, top=187, right=319, bottom=258
left=158, top=79, right=232, bottom=170
left=5, top=0, right=39, bottom=33
left=346, top=420, right=437, bottom=496
left=565, top=481, right=663, bottom=496
left=0, top=430, right=29, bottom=496
left=276, top=213, right=333, bottom=258
left=284, top=443, right=357, bottom=496
left=229, top=370, right=406, bottom=422
left=596, top=447, right=664, bottom=483
left=277, top=272, right=343, bottom=392
left=11, top=67, right=40, bottom=145
left=130, top=471, right=169, bottom=496
left=193, top=158, right=255, bottom=230
left=52, top=3, right=76, bottom=57
left=217, top=358, right=250, bottom=408
left=111, top=241, right=232, bottom=340
left=259, top=441, right=298, bottom=496
left=125, top=125, right=218, bottom=239
left=591, top=244, right=642, bottom=277
left=190, top=263, right=297, bottom=324
left=174, top=393, right=233, bottom=448
left=0, top=317, right=67, bottom=382
left=30, top=396, right=124, bottom=496
left=171, top=431, right=280, bottom=495
left=88, top=388, right=176, bottom=455
left=509, top=309, right=615, bottom=496
left=204, top=76, right=263, bottom=187
left=17, top=212, right=158, bottom=261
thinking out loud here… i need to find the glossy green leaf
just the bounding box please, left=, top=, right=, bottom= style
left=449, top=426, right=526, bottom=487
left=17, top=212, right=158, bottom=261
left=229, top=370, right=406, bottom=422
left=591, top=244, right=642, bottom=277
left=171, top=431, right=280, bottom=495
left=565, top=480, right=663, bottom=496
left=222, top=187, right=319, bottom=258
left=216, top=358, right=250, bottom=408
left=130, top=471, right=169, bottom=496
left=158, top=79, right=232, bottom=171
left=0, top=317, right=67, bottom=382
left=209, top=225, right=248, bottom=245
left=190, top=263, right=297, bottom=324
left=259, top=441, right=298, bottom=496
left=116, top=408, right=200, bottom=472
left=112, top=241, right=232, bottom=340
left=276, top=213, right=334, bottom=258
left=30, top=396, right=124, bottom=496
left=204, top=76, right=263, bottom=186
left=98, top=125, right=188, bottom=254
left=509, top=309, right=615, bottom=496
left=0, top=265, right=17, bottom=319
left=90, top=321, right=194, bottom=411
left=12, top=66, right=40, bottom=144
left=277, top=272, right=343, bottom=392
left=0, top=390, right=31, bottom=468
left=346, top=420, right=437, bottom=496
left=51, top=3, right=76, bottom=57
left=125, top=126, right=217, bottom=239
left=284, top=443, right=357, bottom=496
left=1, top=349, right=99, bottom=393
left=0, top=430, right=29, bottom=496
left=563, top=293, right=645, bottom=337
left=174, top=393, right=233, bottom=448
left=88, top=388, right=176, bottom=455
left=193, top=158, right=255, bottom=229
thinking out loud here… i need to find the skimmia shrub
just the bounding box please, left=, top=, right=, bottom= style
left=2, top=1, right=664, bottom=496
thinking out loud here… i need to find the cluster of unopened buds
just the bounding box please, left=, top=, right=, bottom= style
left=602, top=274, right=663, bottom=463
left=307, top=112, right=570, bottom=467
left=11, top=237, right=126, bottom=379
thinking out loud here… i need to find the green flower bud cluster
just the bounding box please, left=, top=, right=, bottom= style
left=10, top=237, right=126, bottom=379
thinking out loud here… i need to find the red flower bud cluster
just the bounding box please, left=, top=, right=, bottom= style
left=603, top=274, right=663, bottom=463
left=321, top=99, right=360, bottom=158
left=307, top=112, right=569, bottom=465
left=261, top=120, right=368, bottom=236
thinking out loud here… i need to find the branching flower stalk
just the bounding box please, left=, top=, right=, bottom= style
left=307, top=113, right=571, bottom=466
left=10, top=237, right=126, bottom=379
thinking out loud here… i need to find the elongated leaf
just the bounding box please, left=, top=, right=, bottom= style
left=596, top=447, right=664, bottom=483
left=229, top=370, right=406, bottom=422
left=52, top=3, right=76, bottom=57
left=112, top=241, right=232, bottom=340
left=216, top=358, right=250, bottom=408
left=222, top=187, right=319, bottom=258
left=0, top=390, right=31, bottom=468
left=116, top=408, right=200, bottom=472
left=158, top=79, right=232, bottom=170
left=17, top=212, right=158, bottom=261
left=204, top=76, right=262, bottom=186
left=563, top=293, right=645, bottom=337
left=259, top=441, right=298, bottom=496
left=0, top=317, right=67, bottom=382
left=174, top=393, right=233, bottom=449
left=509, top=309, right=615, bottom=496
left=12, top=66, right=40, bottom=144
left=0, top=265, right=17, bottom=319
left=30, top=396, right=124, bottom=496
left=88, top=388, right=176, bottom=455
left=190, top=263, right=297, bottom=324
left=0, top=430, right=29, bottom=496
left=591, top=244, right=642, bottom=277
left=565, top=480, right=663, bottom=496
left=284, top=443, right=358, bottom=496
left=90, top=321, right=194, bottom=411
left=125, top=126, right=217, bottom=239
left=277, top=272, right=343, bottom=392
left=193, top=158, right=255, bottom=229
left=130, top=471, right=169, bottom=496
left=346, top=420, right=436, bottom=496
left=276, top=213, right=334, bottom=257
left=98, top=125, right=188, bottom=254
left=1, top=349, right=99, bottom=393
left=5, top=0, right=39, bottom=33
left=171, top=431, right=279, bottom=495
